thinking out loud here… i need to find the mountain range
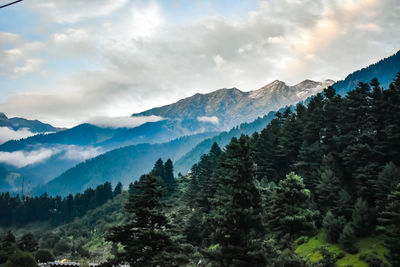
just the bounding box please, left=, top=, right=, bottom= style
left=0, top=112, right=62, bottom=134
left=0, top=78, right=333, bottom=194
left=132, top=79, right=334, bottom=130
left=1, top=49, right=399, bottom=196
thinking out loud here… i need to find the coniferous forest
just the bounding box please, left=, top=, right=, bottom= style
left=1, top=74, right=400, bottom=266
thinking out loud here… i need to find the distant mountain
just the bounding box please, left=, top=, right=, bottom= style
left=333, top=50, right=400, bottom=95
left=0, top=119, right=220, bottom=193
left=132, top=79, right=334, bottom=130
left=32, top=132, right=218, bottom=196
left=174, top=108, right=287, bottom=175
left=0, top=112, right=62, bottom=133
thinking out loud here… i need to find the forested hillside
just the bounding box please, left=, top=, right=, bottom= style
left=32, top=132, right=217, bottom=196
left=104, top=74, right=400, bottom=266
left=2, top=74, right=399, bottom=266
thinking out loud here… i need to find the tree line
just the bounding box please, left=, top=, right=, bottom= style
left=106, top=73, right=400, bottom=266
left=0, top=181, right=122, bottom=226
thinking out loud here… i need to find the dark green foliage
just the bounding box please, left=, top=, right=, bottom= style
left=310, top=246, right=337, bottom=267
left=207, top=135, right=266, bottom=266
left=378, top=183, right=400, bottom=266
left=17, top=233, right=38, bottom=253
left=273, top=249, right=307, bottom=267
left=0, top=182, right=115, bottom=226
left=339, top=224, right=358, bottom=254
left=53, top=239, right=71, bottom=256
left=3, top=251, right=37, bottom=267
left=351, top=198, right=374, bottom=237
left=113, top=182, right=123, bottom=197
left=322, top=211, right=346, bottom=243
left=0, top=232, right=17, bottom=264
left=267, top=172, right=317, bottom=247
left=107, top=174, right=181, bottom=266
left=5, top=72, right=400, bottom=266
left=374, top=162, right=400, bottom=210
left=34, top=250, right=54, bottom=263
left=315, top=161, right=342, bottom=215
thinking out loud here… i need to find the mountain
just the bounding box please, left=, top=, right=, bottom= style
left=132, top=79, right=334, bottom=130
left=333, top=50, right=400, bottom=95
left=0, top=119, right=220, bottom=193
left=0, top=112, right=62, bottom=133
left=32, top=131, right=218, bottom=196
left=0, top=78, right=331, bottom=194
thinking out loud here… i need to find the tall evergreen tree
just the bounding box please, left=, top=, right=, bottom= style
left=163, top=158, right=176, bottom=195
left=374, top=162, right=400, bottom=211
left=315, top=159, right=342, bottom=215
left=106, top=174, right=179, bottom=266
left=377, top=183, right=400, bottom=266
left=267, top=172, right=316, bottom=248
left=208, top=135, right=266, bottom=266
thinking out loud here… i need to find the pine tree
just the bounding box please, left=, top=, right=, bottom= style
left=267, top=172, right=317, bottom=248
left=352, top=198, right=374, bottom=237
left=163, top=158, right=176, bottom=195
left=339, top=223, right=357, bottom=254
left=106, top=174, right=179, bottom=266
left=374, top=162, right=400, bottom=211
left=252, top=118, right=281, bottom=181
left=377, top=183, right=400, bottom=266
left=208, top=135, right=266, bottom=266
left=151, top=158, right=165, bottom=179
left=322, top=211, right=346, bottom=243
left=315, top=161, right=342, bottom=215
left=113, top=182, right=123, bottom=197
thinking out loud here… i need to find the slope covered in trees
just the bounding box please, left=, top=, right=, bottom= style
left=33, top=131, right=217, bottom=196
left=104, top=73, right=400, bottom=266
left=2, top=73, right=400, bottom=266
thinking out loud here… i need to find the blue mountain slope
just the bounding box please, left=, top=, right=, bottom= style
left=333, top=50, right=400, bottom=95
left=32, top=131, right=218, bottom=196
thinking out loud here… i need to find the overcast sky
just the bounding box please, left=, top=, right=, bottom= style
left=0, top=0, right=399, bottom=128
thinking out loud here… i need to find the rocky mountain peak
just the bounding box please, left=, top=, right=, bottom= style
left=0, top=112, right=8, bottom=120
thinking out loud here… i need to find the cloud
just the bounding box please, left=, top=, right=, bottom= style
left=1, top=0, right=399, bottom=127
left=0, top=127, right=37, bottom=144
left=27, top=0, right=128, bottom=24
left=88, top=115, right=164, bottom=128
left=197, top=116, right=219, bottom=125
left=0, top=144, right=103, bottom=168
left=14, top=58, right=47, bottom=75
left=0, top=148, right=55, bottom=168
left=60, top=145, right=103, bottom=161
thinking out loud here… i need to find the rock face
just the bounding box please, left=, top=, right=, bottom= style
left=132, top=79, right=334, bottom=130
left=0, top=112, right=62, bottom=133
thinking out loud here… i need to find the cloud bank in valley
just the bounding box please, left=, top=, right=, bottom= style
left=0, top=127, right=37, bottom=144
left=88, top=115, right=164, bottom=128
left=0, top=145, right=103, bottom=168
left=197, top=116, right=219, bottom=125
left=0, top=0, right=399, bottom=127
left=0, top=148, right=55, bottom=168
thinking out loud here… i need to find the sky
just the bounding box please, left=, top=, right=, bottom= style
left=0, top=0, right=399, bottom=128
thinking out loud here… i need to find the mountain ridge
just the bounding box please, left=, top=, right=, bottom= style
left=0, top=112, right=63, bottom=133
left=132, top=79, right=334, bottom=130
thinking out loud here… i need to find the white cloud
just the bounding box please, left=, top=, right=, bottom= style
left=27, top=0, right=128, bottom=24
left=130, top=2, right=164, bottom=39
left=0, top=144, right=103, bottom=168
left=14, top=58, right=47, bottom=75
left=0, top=148, right=55, bottom=168
left=1, top=0, right=400, bottom=127
left=197, top=116, right=219, bottom=125
left=60, top=145, right=103, bottom=161
left=88, top=115, right=164, bottom=128
left=0, top=127, right=37, bottom=144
